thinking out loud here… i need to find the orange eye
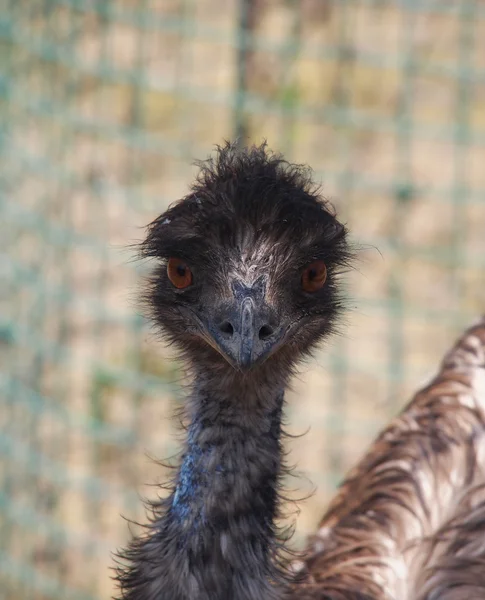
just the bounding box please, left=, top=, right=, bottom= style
left=167, top=258, right=193, bottom=289
left=301, top=260, right=327, bottom=292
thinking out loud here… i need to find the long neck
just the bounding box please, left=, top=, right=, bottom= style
left=117, top=374, right=287, bottom=600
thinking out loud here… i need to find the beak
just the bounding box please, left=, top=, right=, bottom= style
left=206, top=291, right=285, bottom=371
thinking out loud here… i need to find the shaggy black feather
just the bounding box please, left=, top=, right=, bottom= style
left=114, top=141, right=352, bottom=600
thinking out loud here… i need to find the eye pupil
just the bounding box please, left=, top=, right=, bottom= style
left=176, top=265, right=186, bottom=277
left=308, top=269, right=317, bottom=280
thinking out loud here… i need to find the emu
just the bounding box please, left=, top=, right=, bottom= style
left=115, top=142, right=485, bottom=599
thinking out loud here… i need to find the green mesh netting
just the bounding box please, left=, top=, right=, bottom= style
left=1, top=1, right=485, bottom=598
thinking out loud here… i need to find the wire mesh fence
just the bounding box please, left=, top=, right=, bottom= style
left=1, top=1, right=485, bottom=598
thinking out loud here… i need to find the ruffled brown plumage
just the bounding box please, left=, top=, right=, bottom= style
left=288, top=317, right=485, bottom=599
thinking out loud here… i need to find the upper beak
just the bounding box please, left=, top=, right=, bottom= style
left=206, top=292, right=284, bottom=371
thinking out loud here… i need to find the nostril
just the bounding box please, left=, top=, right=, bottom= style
left=219, top=321, right=234, bottom=336
left=258, top=324, right=274, bottom=340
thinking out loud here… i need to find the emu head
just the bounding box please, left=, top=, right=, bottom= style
left=141, top=143, right=350, bottom=380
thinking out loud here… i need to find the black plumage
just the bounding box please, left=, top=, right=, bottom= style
left=115, top=142, right=352, bottom=600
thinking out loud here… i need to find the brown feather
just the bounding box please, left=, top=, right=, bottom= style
left=414, top=483, right=485, bottom=599
left=288, top=317, right=485, bottom=599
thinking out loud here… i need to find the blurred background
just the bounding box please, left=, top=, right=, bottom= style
left=1, top=1, right=485, bottom=598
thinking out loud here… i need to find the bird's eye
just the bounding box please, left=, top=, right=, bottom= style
left=301, top=260, right=327, bottom=292
left=167, top=257, right=193, bottom=289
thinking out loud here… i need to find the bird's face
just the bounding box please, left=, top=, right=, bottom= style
left=151, top=239, right=341, bottom=373
left=142, top=144, right=351, bottom=374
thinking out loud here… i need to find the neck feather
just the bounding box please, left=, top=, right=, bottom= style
left=116, top=374, right=288, bottom=600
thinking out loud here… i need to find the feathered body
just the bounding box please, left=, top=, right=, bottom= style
left=290, top=318, right=485, bottom=599
left=115, top=140, right=485, bottom=600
